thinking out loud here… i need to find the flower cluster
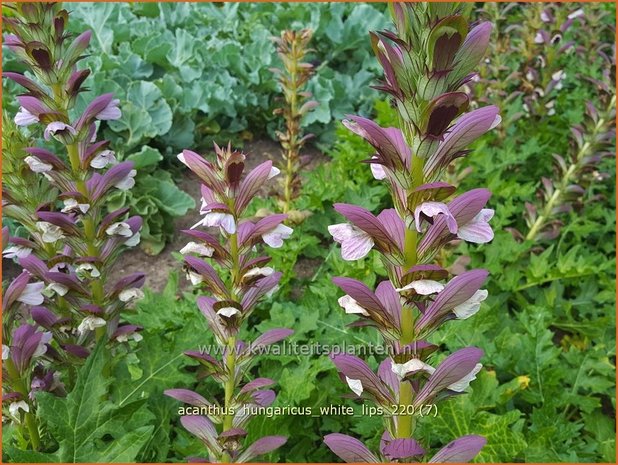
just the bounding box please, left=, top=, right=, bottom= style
left=2, top=3, right=143, bottom=447
left=271, top=29, right=318, bottom=217
left=324, top=3, right=498, bottom=462
left=165, top=143, right=294, bottom=462
left=520, top=5, right=583, bottom=117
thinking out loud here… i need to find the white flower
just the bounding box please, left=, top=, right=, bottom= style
left=192, top=212, right=236, bottom=234
left=490, top=114, right=502, bottom=130
left=391, top=358, right=433, bottom=379
left=328, top=223, right=374, bottom=261
left=448, top=364, right=483, bottom=392
left=180, top=241, right=215, bottom=257
left=414, top=202, right=457, bottom=234
left=14, top=107, right=38, bottom=126
left=262, top=224, right=293, bottom=248
left=244, top=267, right=275, bottom=279
left=396, top=280, right=445, bottom=295
left=337, top=295, right=369, bottom=316
left=17, top=282, right=45, bottom=305
left=114, top=169, right=136, bottom=190
left=567, top=9, right=584, bottom=19
left=534, top=32, right=545, bottom=44
left=345, top=376, right=363, bottom=396
left=552, top=70, right=566, bottom=82
left=96, top=98, right=121, bottom=120
left=217, top=307, right=241, bottom=318
left=106, top=222, right=133, bottom=237
left=61, top=198, right=90, bottom=214
left=45, top=282, right=69, bottom=297
left=186, top=270, right=203, bottom=285
left=457, top=209, right=494, bottom=243
left=453, top=290, right=488, bottom=319
left=90, top=149, right=117, bottom=169
left=33, top=332, right=52, bottom=357
left=2, top=245, right=32, bottom=259
left=36, top=221, right=64, bottom=243
left=268, top=166, right=280, bottom=179
left=24, top=156, right=52, bottom=173
left=125, top=232, right=141, bottom=247
left=2, top=344, right=9, bottom=360
left=9, top=401, right=29, bottom=417
left=44, top=122, right=77, bottom=141
left=540, top=11, right=551, bottom=22
left=119, top=288, right=145, bottom=303
left=116, top=332, right=143, bottom=343
left=369, top=156, right=386, bottom=180
left=77, top=316, right=106, bottom=334
left=76, top=263, right=101, bottom=280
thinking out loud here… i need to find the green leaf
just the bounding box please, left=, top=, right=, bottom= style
left=127, top=145, right=163, bottom=169
left=34, top=344, right=154, bottom=462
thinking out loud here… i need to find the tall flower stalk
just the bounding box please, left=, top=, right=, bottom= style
left=324, top=3, right=499, bottom=462
left=165, top=144, right=294, bottom=463
left=525, top=93, right=616, bottom=241
left=2, top=3, right=144, bottom=448
left=272, top=29, right=317, bottom=215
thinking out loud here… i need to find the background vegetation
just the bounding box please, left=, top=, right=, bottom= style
left=2, top=2, right=615, bottom=463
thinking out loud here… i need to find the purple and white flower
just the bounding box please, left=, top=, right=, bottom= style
left=328, top=223, right=374, bottom=260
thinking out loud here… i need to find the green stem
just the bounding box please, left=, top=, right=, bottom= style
left=6, top=359, right=41, bottom=450
left=221, top=231, right=240, bottom=461
left=396, top=381, right=414, bottom=438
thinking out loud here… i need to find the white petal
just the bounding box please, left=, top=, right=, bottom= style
left=448, top=363, right=483, bottom=392
left=345, top=376, right=364, bottom=396
left=396, top=279, right=445, bottom=295
left=457, top=209, right=495, bottom=243
left=77, top=316, right=106, bottom=334
left=329, top=223, right=374, bottom=260
left=244, top=267, right=274, bottom=279
left=106, top=222, right=132, bottom=237
left=119, top=288, right=145, bottom=303
left=391, top=359, right=434, bottom=379
left=17, top=282, right=45, bottom=305
left=217, top=307, right=240, bottom=318
left=262, top=224, right=293, bottom=248
left=453, top=289, right=488, bottom=319
left=337, top=295, right=369, bottom=316
left=268, top=166, right=280, bottom=179
left=568, top=9, right=584, bottom=19
left=36, top=221, right=64, bottom=243
left=370, top=158, right=386, bottom=180
left=2, top=344, right=10, bottom=360
left=15, top=107, right=38, bottom=126
left=114, top=170, right=136, bottom=190
left=187, top=270, right=203, bottom=285
left=534, top=32, right=544, bottom=44
left=90, top=150, right=117, bottom=169
left=180, top=241, right=215, bottom=257
left=33, top=332, right=52, bottom=357
left=2, top=245, right=32, bottom=259
left=24, top=156, right=52, bottom=173
left=46, top=282, right=68, bottom=296
left=124, top=232, right=141, bottom=247
left=9, top=401, right=30, bottom=417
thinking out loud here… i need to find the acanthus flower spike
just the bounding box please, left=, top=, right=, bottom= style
left=325, top=3, right=498, bottom=463
left=167, top=142, right=292, bottom=462
left=2, top=3, right=145, bottom=449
